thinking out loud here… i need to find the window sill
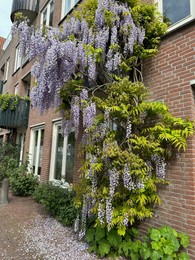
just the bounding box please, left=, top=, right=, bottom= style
left=12, top=68, right=20, bottom=76
left=162, top=18, right=195, bottom=39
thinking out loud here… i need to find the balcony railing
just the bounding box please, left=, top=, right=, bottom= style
left=0, top=100, right=30, bottom=129
left=11, top=0, right=39, bottom=24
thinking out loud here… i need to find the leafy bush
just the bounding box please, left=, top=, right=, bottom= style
left=9, top=164, right=39, bottom=196
left=33, top=182, right=78, bottom=226
left=85, top=224, right=190, bottom=259
left=0, top=93, right=30, bottom=111
left=0, top=143, right=19, bottom=182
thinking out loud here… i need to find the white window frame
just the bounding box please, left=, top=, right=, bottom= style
left=29, top=125, right=45, bottom=176
left=50, top=121, right=75, bottom=183
left=4, top=58, right=9, bottom=82
left=14, top=46, right=22, bottom=72
left=40, top=0, right=54, bottom=27
left=14, top=83, right=19, bottom=95
left=50, top=121, right=68, bottom=181
left=61, top=0, right=79, bottom=18
left=157, top=0, right=195, bottom=31
left=16, top=132, right=26, bottom=165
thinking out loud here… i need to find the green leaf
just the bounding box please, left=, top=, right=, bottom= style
left=130, top=251, right=140, bottom=260
left=107, top=229, right=122, bottom=247
left=151, top=241, right=162, bottom=251
left=88, top=244, right=97, bottom=253
left=117, top=225, right=126, bottom=236
left=131, top=240, right=141, bottom=253
left=95, top=226, right=106, bottom=242
left=150, top=228, right=161, bottom=242
left=163, top=238, right=180, bottom=255
left=98, top=239, right=111, bottom=257
left=139, top=243, right=151, bottom=259
left=85, top=228, right=95, bottom=243
left=178, top=252, right=190, bottom=260
left=151, top=250, right=163, bottom=260
left=178, top=233, right=190, bottom=248
left=119, top=241, right=132, bottom=257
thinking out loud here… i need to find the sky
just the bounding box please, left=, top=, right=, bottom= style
left=0, top=0, right=13, bottom=38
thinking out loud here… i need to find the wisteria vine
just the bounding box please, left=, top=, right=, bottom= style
left=12, top=0, right=193, bottom=237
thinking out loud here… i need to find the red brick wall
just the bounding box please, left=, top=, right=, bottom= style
left=142, top=23, right=195, bottom=258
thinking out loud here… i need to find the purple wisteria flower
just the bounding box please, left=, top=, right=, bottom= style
left=151, top=154, right=166, bottom=179
left=106, top=197, right=113, bottom=227
left=123, top=213, right=129, bottom=226
left=71, top=96, right=80, bottom=138
left=126, top=119, right=132, bottom=138
left=123, top=163, right=134, bottom=190
left=98, top=200, right=105, bottom=225
left=108, top=168, right=119, bottom=198
left=88, top=156, right=98, bottom=194
left=83, top=102, right=96, bottom=129
left=79, top=195, right=88, bottom=239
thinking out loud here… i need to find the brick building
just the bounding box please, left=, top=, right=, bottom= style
left=142, top=1, right=195, bottom=257
left=0, top=0, right=195, bottom=258
left=0, top=0, right=82, bottom=184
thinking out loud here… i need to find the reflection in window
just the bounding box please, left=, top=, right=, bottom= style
left=14, top=46, right=22, bottom=72
left=62, top=0, right=79, bottom=18
left=50, top=123, right=75, bottom=183
left=162, top=0, right=190, bottom=25
left=41, top=0, right=54, bottom=27
left=31, top=127, right=44, bottom=176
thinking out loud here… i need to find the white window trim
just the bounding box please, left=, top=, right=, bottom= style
left=40, top=0, right=54, bottom=27
left=14, top=46, right=22, bottom=72
left=157, top=0, right=195, bottom=31
left=14, top=83, right=19, bottom=95
left=29, top=125, right=44, bottom=176
left=16, top=132, right=26, bottom=165
left=4, top=58, right=10, bottom=82
left=61, top=0, right=79, bottom=19
left=49, top=121, right=68, bottom=181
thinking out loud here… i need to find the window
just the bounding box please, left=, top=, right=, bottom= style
left=22, top=72, right=31, bottom=97
left=14, top=83, right=19, bottom=95
left=16, top=132, right=26, bottom=165
left=14, top=46, right=22, bottom=72
left=50, top=121, right=75, bottom=183
left=61, top=0, right=79, bottom=18
left=41, top=0, right=54, bottom=27
left=158, top=0, right=195, bottom=30
left=4, top=58, right=9, bottom=82
left=0, top=80, right=3, bottom=94
left=29, top=126, right=44, bottom=176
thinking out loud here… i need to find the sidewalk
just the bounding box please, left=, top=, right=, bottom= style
left=0, top=191, right=99, bottom=260
left=0, top=191, right=47, bottom=259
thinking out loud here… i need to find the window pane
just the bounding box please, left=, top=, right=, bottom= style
left=38, top=129, right=44, bottom=175
left=64, top=0, right=72, bottom=16
left=49, top=0, right=54, bottom=26
left=54, top=126, right=64, bottom=180
left=163, top=0, right=190, bottom=25
left=43, top=9, right=47, bottom=25
left=65, top=132, right=75, bottom=183
left=32, top=130, right=38, bottom=174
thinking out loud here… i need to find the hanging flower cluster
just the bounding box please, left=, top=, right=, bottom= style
left=12, top=0, right=145, bottom=114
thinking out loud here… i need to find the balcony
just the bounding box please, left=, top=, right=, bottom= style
left=0, top=100, right=30, bottom=129
left=11, top=0, right=39, bottom=25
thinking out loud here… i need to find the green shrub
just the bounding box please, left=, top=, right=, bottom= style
left=33, top=182, right=78, bottom=226
left=85, top=224, right=190, bottom=259
left=9, top=164, right=39, bottom=196
left=0, top=143, right=19, bottom=182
